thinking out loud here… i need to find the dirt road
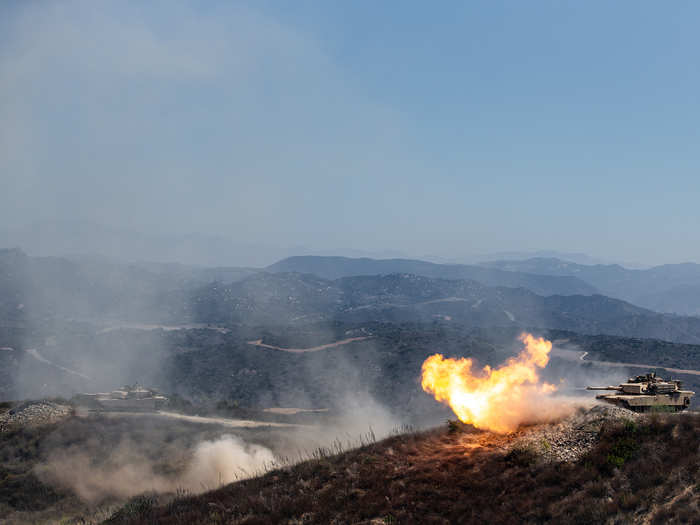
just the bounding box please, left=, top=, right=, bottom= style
left=24, top=348, right=92, bottom=380
left=101, top=410, right=303, bottom=428
left=247, top=336, right=371, bottom=353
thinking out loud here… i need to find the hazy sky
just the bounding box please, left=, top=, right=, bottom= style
left=2, top=1, right=700, bottom=264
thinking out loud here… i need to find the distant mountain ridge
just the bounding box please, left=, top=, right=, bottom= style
left=192, top=272, right=700, bottom=344
left=470, top=250, right=644, bottom=267
left=266, top=256, right=598, bottom=297
left=5, top=249, right=700, bottom=343
left=482, top=257, right=700, bottom=315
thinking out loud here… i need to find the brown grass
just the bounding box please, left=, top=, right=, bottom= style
left=106, top=413, right=700, bottom=524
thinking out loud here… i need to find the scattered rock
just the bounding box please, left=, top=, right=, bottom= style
left=0, top=400, right=72, bottom=432
left=508, top=404, right=640, bottom=463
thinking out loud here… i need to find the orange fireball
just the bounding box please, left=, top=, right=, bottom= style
left=421, top=333, right=557, bottom=433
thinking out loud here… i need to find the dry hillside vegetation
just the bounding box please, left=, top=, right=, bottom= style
left=108, top=408, right=699, bottom=525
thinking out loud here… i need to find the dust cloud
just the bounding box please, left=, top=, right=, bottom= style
left=183, top=435, right=275, bottom=489
left=36, top=434, right=276, bottom=503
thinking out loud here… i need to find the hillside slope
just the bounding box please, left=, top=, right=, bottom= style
left=636, top=284, right=700, bottom=316
left=107, top=410, right=700, bottom=525
left=5, top=319, right=700, bottom=408
left=191, top=273, right=700, bottom=344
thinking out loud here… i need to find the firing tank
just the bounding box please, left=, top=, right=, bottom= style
left=587, top=372, right=694, bottom=413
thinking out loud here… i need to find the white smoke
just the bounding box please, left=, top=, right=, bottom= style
left=182, top=435, right=275, bottom=490
left=36, top=434, right=276, bottom=503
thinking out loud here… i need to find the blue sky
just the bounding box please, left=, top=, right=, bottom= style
left=2, top=1, right=699, bottom=264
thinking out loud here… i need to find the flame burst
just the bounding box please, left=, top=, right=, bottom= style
left=421, top=333, right=557, bottom=433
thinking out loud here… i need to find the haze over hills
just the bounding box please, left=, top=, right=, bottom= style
left=636, top=284, right=700, bottom=317
left=0, top=249, right=595, bottom=321
left=0, top=221, right=650, bottom=269
left=0, top=222, right=298, bottom=268
left=0, top=222, right=412, bottom=268
left=266, top=256, right=598, bottom=297
left=6, top=248, right=700, bottom=343
left=0, top=248, right=258, bottom=323
left=483, top=257, right=700, bottom=315
left=468, top=250, right=647, bottom=268
left=8, top=221, right=700, bottom=317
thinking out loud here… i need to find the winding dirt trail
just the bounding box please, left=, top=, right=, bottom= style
left=24, top=348, right=92, bottom=381
left=247, top=336, right=371, bottom=353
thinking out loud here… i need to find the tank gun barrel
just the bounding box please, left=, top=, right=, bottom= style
left=586, top=386, right=622, bottom=391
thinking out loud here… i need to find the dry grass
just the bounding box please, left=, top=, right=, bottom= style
left=106, top=413, right=700, bottom=524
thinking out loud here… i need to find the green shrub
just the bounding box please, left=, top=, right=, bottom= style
left=606, top=436, right=638, bottom=468
left=505, top=445, right=538, bottom=467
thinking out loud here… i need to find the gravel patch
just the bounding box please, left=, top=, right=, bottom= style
left=0, top=400, right=73, bottom=432
left=509, top=404, right=640, bottom=462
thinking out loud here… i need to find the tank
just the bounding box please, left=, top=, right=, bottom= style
left=73, top=384, right=168, bottom=412
left=587, top=372, right=694, bottom=412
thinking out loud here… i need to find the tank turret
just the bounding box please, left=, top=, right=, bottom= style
left=587, top=372, right=694, bottom=412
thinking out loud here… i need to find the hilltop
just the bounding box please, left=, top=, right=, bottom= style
left=107, top=408, right=700, bottom=525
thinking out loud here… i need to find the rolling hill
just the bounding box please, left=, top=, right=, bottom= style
left=5, top=247, right=700, bottom=345
left=483, top=257, right=700, bottom=315
left=266, top=256, right=598, bottom=296
left=191, top=272, right=700, bottom=344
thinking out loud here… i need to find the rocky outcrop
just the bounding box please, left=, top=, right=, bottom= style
left=0, top=400, right=72, bottom=432
left=510, top=404, right=641, bottom=462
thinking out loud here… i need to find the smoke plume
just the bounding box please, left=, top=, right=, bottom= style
left=36, top=434, right=275, bottom=503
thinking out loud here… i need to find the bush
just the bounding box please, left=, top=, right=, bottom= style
left=505, top=445, right=538, bottom=467
left=106, top=494, right=159, bottom=523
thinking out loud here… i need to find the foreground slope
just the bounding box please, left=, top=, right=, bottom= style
left=108, top=409, right=699, bottom=525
